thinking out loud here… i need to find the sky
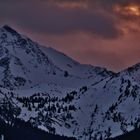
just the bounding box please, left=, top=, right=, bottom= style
left=1, top=0, right=140, bottom=71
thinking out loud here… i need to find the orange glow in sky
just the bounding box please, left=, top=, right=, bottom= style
left=115, top=4, right=140, bottom=16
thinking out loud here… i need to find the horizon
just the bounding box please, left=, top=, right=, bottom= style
left=1, top=24, right=140, bottom=73
left=1, top=0, right=140, bottom=71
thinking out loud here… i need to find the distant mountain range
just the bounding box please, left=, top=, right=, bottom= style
left=0, top=25, right=140, bottom=140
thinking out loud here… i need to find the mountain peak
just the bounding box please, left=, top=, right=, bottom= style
left=2, top=25, right=18, bottom=35
left=126, top=63, right=140, bottom=72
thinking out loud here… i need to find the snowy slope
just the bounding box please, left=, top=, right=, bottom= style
left=40, top=46, right=113, bottom=79
left=121, top=63, right=140, bottom=85
left=1, top=25, right=140, bottom=140
left=0, top=25, right=112, bottom=90
left=0, top=25, right=63, bottom=89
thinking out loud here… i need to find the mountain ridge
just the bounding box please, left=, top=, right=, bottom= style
left=0, top=25, right=140, bottom=140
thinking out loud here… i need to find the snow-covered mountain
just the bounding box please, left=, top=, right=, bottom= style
left=0, top=25, right=112, bottom=90
left=0, top=25, right=140, bottom=140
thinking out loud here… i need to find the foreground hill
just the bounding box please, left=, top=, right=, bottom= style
left=0, top=119, right=76, bottom=140
left=108, top=127, right=140, bottom=140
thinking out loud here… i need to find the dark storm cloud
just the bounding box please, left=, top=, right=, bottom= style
left=0, top=0, right=123, bottom=39
left=19, top=9, right=121, bottom=38
left=0, top=0, right=139, bottom=39
left=96, top=0, right=140, bottom=5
